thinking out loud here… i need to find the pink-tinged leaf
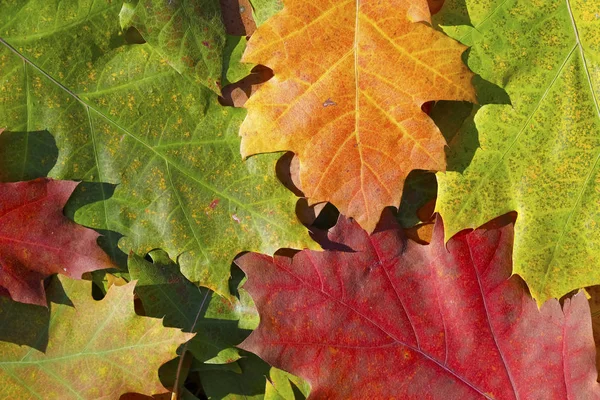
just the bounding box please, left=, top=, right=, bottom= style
left=237, top=214, right=600, bottom=399
left=0, top=178, right=113, bottom=305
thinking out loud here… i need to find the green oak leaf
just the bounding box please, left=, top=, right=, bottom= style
left=128, top=250, right=250, bottom=365
left=0, top=277, right=192, bottom=399
left=198, top=352, right=269, bottom=400
left=196, top=356, right=309, bottom=400
left=0, top=0, right=314, bottom=298
left=0, top=130, right=58, bottom=182
left=222, top=35, right=253, bottom=86
left=120, top=0, right=226, bottom=93
left=265, top=368, right=310, bottom=400
left=432, top=0, right=474, bottom=44
left=0, top=291, right=52, bottom=352
left=436, top=0, right=600, bottom=303
left=248, top=0, right=282, bottom=26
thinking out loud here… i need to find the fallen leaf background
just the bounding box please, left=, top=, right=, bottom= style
left=2, top=0, right=600, bottom=399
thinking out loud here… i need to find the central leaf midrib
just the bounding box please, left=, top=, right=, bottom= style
left=0, top=339, right=178, bottom=366
left=450, top=0, right=600, bottom=237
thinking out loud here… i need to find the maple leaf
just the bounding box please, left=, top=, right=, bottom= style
left=236, top=214, right=600, bottom=398
left=198, top=353, right=276, bottom=399
left=239, top=0, right=476, bottom=232
left=0, top=277, right=193, bottom=399
left=0, top=178, right=113, bottom=306
left=0, top=0, right=314, bottom=298
left=432, top=0, right=471, bottom=34
left=120, top=0, right=225, bottom=93
left=435, top=0, right=600, bottom=303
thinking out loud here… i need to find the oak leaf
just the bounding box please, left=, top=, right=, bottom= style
left=0, top=178, right=113, bottom=306
left=0, top=277, right=193, bottom=399
left=435, top=0, right=600, bottom=303
left=240, top=0, right=476, bottom=231
left=237, top=214, right=600, bottom=398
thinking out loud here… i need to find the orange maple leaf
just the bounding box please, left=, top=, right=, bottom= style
left=240, top=0, right=476, bottom=231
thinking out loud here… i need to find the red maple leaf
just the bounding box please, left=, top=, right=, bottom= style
left=0, top=178, right=114, bottom=305
left=236, top=214, right=600, bottom=399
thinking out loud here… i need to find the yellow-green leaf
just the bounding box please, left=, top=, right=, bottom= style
left=0, top=277, right=192, bottom=399
left=436, top=0, right=600, bottom=303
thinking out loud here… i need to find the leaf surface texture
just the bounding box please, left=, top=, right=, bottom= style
left=436, top=0, right=600, bottom=303
left=0, top=0, right=313, bottom=297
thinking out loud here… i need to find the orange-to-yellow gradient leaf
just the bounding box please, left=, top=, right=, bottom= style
left=240, top=0, right=476, bottom=231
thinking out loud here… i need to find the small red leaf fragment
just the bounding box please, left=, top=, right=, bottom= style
left=0, top=178, right=114, bottom=305
left=237, top=214, right=600, bottom=399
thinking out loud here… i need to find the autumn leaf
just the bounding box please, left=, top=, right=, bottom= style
left=120, top=0, right=225, bottom=93
left=435, top=0, right=600, bottom=303
left=432, top=0, right=472, bottom=35
left=264, top=368, right=310, bottom=400
left=0, top=0, right=314, bottom=298
left=240, top=0, right=476, bottom=232
left=236, top=214, right=600, bottom=398
left=198, top=352, right=274, bottom=400
left=0, top=178, right=113, bottom=306
left=0, top=130, right=59, bottom=183
left=0, top=277, right=193, bottom=399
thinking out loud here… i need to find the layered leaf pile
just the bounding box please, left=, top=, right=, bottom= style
left=2, top=0, right=600, bottom=398
left=0, top=178, right=113, bottom=305
left=0, top=0, right=312, bottom=297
